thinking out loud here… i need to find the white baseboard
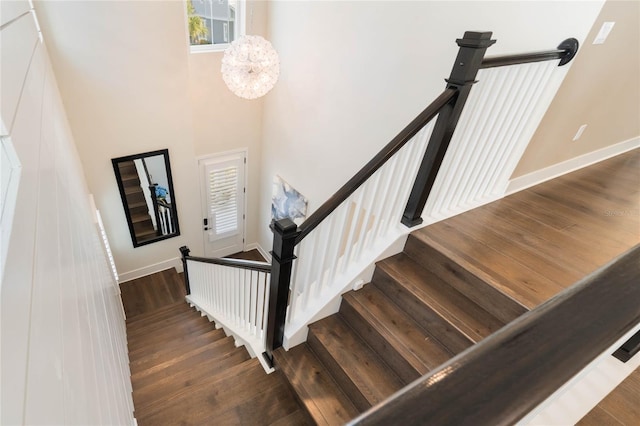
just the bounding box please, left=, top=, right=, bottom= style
left=245, top=242, right=271, bottom=263
left=118, top=256, right=182, bottom=283
left=507, top=137, right=640, bottom=194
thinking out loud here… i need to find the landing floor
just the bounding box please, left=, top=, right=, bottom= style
left=421, top=148, right=639, bottom=309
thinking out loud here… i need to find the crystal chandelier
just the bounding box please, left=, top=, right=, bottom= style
left=221, top=35, right=280, bottom=100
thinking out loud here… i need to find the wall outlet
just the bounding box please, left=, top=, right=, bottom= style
left=593, top=22, right=615, bottom=45
left=573, top=124, right=588, bottom=141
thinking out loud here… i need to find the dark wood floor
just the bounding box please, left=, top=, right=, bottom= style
left=420, top=148, right=639, bottom=309
left=120, top=269, right=187, bottom=318
left=120, top=268, right=307, bottom=425
left=226, top=248, right=267, bottom=262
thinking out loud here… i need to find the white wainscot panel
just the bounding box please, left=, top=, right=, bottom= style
left=0, top=137, right=21, bottom=276
left=0, top=0, right=30, bottom=27
left=0, top=12, right=39, bottom=135
left=0, top=42, right=45, bottom=426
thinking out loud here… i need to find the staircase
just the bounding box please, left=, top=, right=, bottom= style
left=127, top=149, right=638, bottom=424
left=124, top=270, right=307, bottom=425
left=274, top=227, right=529, bottom=424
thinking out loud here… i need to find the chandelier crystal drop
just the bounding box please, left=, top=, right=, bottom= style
left=221, top=35, right=280, bottom=100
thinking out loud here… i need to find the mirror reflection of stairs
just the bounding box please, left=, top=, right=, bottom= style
left=118, top=160, right=157, bottom=242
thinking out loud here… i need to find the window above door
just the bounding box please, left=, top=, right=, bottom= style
left=187, top=0, right=245, bottom=53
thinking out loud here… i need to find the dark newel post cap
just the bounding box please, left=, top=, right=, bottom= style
left=179, top=245, right=190, bottom=257
left=271, top=218, right=298, bottom=236
left=456, top=31, right=496, bottom=49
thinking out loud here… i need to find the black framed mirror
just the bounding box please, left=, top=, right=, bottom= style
left=112, top=149, right=180, bottom=247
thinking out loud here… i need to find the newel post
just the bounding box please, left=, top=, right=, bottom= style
left=402, top=31, right=496, bottom=227
left=265, top=218, right=300, bottom=362
left=179, top=245, right=191, bottom=295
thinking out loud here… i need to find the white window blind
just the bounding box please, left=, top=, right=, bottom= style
left=206, top=157, right=243, bottom=240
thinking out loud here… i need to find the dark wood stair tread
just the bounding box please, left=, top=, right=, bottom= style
left=129, top=328, right=226, bottom=369
left=308, top=315, right=404, bottom=411
left=274, top=345, right=359, bottom=425
left=128, top=319, right=217, bottom=353
left=135, top=228, right=157, bottom=238
left=127, top=307, right=207, bottom=336
left=132, top=336, right=238, bottom=389
left=133, top=346, right=251, bottom=411
left=404, top=234, right=528, bottom=324
left=128, top=201, right=148, bottom=209
left=269, top=409, right=311, bottom=425
left=125, top=301, right=189, bottom=324
left=137, top=358, right=276, bottom=424
left=412, top=224, right=560, bottom=309
left=378, top=253, right=505, bottom=343
left=212, top=382, right=302, bottom=425
left=125, top=186, right=144, bottom=195
left=341, top=285, right=454, bottom=382
left=131, top=212, right=152, bottom=223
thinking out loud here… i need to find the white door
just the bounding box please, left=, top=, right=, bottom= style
left=199, top=151, right=246, bottom=258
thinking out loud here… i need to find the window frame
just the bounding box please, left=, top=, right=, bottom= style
left=187, top=0, right=246, bottom=54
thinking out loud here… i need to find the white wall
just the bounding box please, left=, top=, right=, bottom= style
left=0, top=1, right=134, bottom=424
left=35, top=1, right=269, bottom=280
left=258, top=0, right=605, bottom=250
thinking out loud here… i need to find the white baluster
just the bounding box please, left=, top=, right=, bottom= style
left=353, top=172, right=381, bottom=262
left=312, top=217, right=334, bottom=299
left=341, top=189, right=365, bottom=273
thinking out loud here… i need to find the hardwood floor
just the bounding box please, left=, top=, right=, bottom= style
left=227, top=249, right=267, bottom=262
left=578, top=366, right=640, bottom=425
left=121, top=268, right=307, bottom=425
left=419, top=148, right=639, bottom=309
left=120, top=268, right=186, bottom=318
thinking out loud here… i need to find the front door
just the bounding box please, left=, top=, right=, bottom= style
left=199, top=150, right=246, bottom=258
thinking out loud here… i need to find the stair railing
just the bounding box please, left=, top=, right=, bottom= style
left=179, top=246, right=273, bottom=367
left=348, top=244, right=640, bottom=425
left=265, top=31, right=579, bottom=361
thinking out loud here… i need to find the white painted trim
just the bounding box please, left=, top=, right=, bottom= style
left=245, top=242, right=271, bottom=263
left=118, top=257, right=182, bottom=283
left=195, top=147, right=249, bottom=162
left=507, top=137, right=640, bottom=194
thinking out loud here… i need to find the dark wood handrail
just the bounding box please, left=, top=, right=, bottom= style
left=481, top=37, right=579, bottom=69
left=350, top=244, right=640, bottom=425
left=294, top=88, right=457, bottom=245
left=184, top=254, right=271, bottom=273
